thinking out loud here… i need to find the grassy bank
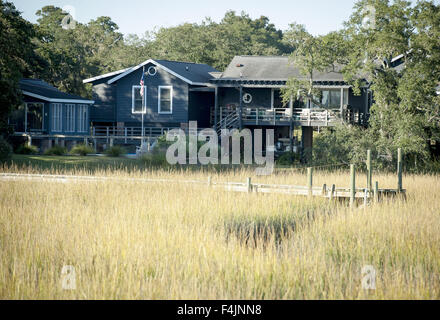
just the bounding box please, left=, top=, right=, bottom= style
left=0, top=162, right=439, bottom=299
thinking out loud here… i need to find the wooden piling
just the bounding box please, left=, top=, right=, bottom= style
left=247, top=177, right=252, bottom=193
left=367, top=150, right=372, bottom=192
left=374, top=181, right=379, bottom=203
left=397, top=148, right=403, bottom=192
left=350, top=164, right=356, bottom=208
left=307, top=168, right=313, bottom=198
left=330, top=184, right=336, bottom=201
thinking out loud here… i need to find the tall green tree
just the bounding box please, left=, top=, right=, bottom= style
left=0, top=0, right=42, bottom=136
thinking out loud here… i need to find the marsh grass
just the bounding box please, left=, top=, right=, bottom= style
left=0, top=160, right=439, bottom=299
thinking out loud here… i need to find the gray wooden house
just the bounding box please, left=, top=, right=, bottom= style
left=10, top=79, right=94, bottom=149
left=210, top=56, right=372, bottom=151
left=84, top=56, right=372, bottom=153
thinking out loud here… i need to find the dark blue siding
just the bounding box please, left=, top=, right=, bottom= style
left=114, top=63, right=189, bottom=126
left=348, top=88, right=368, bottom=112
left=91, top=79, right=117, bottom=122
left=219, top=87, right=272, bottom=109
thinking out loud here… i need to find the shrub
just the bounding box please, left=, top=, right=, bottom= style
left=277, top=152, right=300, bottom=166
left=140, top=151, right=170, bottom=167
left=0, top=136, right=12, bottom=163
left=70, top=144, right=94, bottom=156
left=44, top=145, right=67, bottom=156
left=105, top=145, right=127, bottom=157
left=15, top=144, right=39, bottom=155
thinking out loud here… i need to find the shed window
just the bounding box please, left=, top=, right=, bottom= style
left=132, top=85, right=147, bottom=114
left=65, top=104, right=75, bottom=132
left=77, top=105, right=88, bottom=133
left=158, top=86, right=173, bottom=114
left=52, top=103, right=62, bottom=132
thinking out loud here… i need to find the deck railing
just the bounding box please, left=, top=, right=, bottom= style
left=92, top=126, right=174, bottom=138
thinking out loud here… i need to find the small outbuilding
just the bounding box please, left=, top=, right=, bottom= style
left=9, top=79, right=94, bottom=150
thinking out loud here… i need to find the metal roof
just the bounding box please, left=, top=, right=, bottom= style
left=20, top=79, right=94, bottom=104
left=216, top=56, right=346, bottom=83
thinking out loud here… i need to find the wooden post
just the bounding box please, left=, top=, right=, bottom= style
left=330, top=184, right=336, bottom=201
left=367, top=150, right=372, bottom=192
left=208, top=176, right=212, bottom=187
left=374, top=181, right=379, bottom=203
left=397, top=148, right=403, bottom=192
left=350, top=164, right=356, bottom=208
left=247, top=177, right=252, bottom=193
left=322, top=184, right=327, bottom=196
left=110, top=138, right=114, bottom=147
left=307, top=168, right=313, bottom=198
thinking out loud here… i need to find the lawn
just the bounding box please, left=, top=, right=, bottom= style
left=1, top=159, right=439, bottom=299
left=8, top=154, right=142, bottom=173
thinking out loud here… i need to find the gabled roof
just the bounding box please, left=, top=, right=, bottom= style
left=102, top=59, right=219, bottom=85
left=216, top=56, right=346, bottom=83
left=83, top=67, right=131, bottom=84
left=20, top=79, right=94, bottom=104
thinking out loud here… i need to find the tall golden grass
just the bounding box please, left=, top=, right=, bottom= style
left=0, top=164, right=439, bottom=299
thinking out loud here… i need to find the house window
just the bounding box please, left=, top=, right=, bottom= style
left=132, top=85, right=147, bottom=114
left=311, top=90, right=342, bottom=109
left=52, top=103, right=62, bottom=132
left=77, top=105, right=88, bottom=133
left=26, top=103, right=44, bottom=132
left=65, top=104, right=75, bottom=132
left=158, top=86, right=173, bottom=114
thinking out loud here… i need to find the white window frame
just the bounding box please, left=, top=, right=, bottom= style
left=77, top=105, right=88, bottom=133
left=65, top=104, right=75, bottom=132
left=158, top=86, right=173, bottom=114
left=52, top=103, right=62, bottom=132
left=132, top=85, right=147, bottom=114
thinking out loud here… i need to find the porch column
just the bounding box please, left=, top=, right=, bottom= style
left=214, top=86, right=219, bottom=129
left=239, top=86, right=243, bottom=130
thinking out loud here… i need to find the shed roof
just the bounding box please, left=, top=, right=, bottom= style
left=20, top=79, right=94, bottom=104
